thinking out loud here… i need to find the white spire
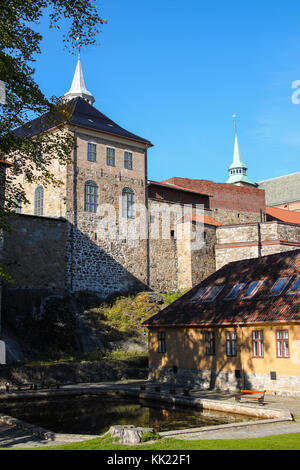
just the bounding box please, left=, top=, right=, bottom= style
left=64, top=50, right=95, bottom=105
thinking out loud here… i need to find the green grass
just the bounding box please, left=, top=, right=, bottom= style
left=17, top=432, right=300, bottom=451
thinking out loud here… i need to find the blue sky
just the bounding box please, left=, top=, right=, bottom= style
left=34, top=0, right=300, bottom=183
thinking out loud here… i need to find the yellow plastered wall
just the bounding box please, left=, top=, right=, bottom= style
left=148, top=323, right=300, bottom=376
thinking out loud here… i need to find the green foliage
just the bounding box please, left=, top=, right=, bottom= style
left=23, top=432, right=300, bottom=451
left=0, top=0, right=107, bottom=235
left=141, top=431, right=161, bottom=443
left=163, top=290, right=188, bottom=305
left=0, top=264, right=14, bottom=283
left=85, top=293, right=160, bottom=340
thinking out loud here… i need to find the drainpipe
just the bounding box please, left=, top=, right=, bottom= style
left=257, top=223, right=262, bottom=258
left=238, top=325, right=245, bottom=389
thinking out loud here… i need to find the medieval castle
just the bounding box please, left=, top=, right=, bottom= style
left=1, top=54, right=300, bottom=351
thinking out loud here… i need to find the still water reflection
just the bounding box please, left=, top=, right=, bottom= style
left=0, top=395, right=256, bottom=435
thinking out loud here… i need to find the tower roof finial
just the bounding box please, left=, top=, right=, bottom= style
left=64, top=41, right=95, bottom=105
left=226, top=114, right=256, bottom=186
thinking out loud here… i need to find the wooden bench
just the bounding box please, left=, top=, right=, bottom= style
left=235, top=390, right=266, bottom=405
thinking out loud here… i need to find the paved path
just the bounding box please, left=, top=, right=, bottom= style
left=0, top=381, right=300, bottom=448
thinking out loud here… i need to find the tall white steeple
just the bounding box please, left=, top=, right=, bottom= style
left=64, top=47, right=95, bottom=105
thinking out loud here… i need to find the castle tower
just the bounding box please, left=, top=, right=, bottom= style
left=64, top=51, right=95, bottom=105
left=227, top=115, right=256, bottom=187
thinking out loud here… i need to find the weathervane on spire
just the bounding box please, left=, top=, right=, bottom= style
left=76, top=37, right=81, bottom=59
left=233, top=114, right=238, bottom=134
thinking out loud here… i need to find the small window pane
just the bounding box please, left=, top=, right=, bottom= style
left=224, top=283, right=245, bottom=300
left=287, top=277, right=300, bottom=295
left=158, top=332, right=166, bottom=353
left=34, top=186, right=44, bottom=216
left=124, top=151, right=133, bottom=170
left=203, top=285, right=224, bottom=302
left=84, top=181, right=98, bottom=213
left=191, top=287, right=209, bottom=303
left=270, top=278, right=291, bottom=296
left=87, top=142, right=97, bottom=162
left=205, top=331, right=215, bottom=356
left=242, top=281, right=264, bottom=299
left=276, top=330, right=289, bottom=358
left=107, top=148, right=115, bottom=166
left=122, top=187, right=135, bottom=219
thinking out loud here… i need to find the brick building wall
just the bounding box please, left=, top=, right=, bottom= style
left=162, top=177, right=266, bottom=226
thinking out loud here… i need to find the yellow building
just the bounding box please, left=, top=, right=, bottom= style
left=143, top=249, right=300, bottom=396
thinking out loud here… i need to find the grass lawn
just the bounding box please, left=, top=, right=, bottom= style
left=20, top=432, right=300, bottom=451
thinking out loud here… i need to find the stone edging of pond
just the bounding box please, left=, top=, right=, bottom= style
left=0, top=412, right=55, bottom=440
left=0, top=385, right=294, bottom=441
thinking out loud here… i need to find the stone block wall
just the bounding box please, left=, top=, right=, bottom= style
left=2, top=214, right=68, bottom=291
left=216, top=221, right=300, bottom=270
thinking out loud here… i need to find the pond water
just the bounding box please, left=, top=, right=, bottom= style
left=0, top=395, right=258, bottom=435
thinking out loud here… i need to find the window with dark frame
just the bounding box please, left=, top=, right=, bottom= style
left=276, top=330, right=289, bottom=358
left=269, top=277, right=291, bottom=296
left=87, top=142, right=97, bottom=162
left=205, top=331, right=215, bottom=356
left=287, top=277, right=300, bottom=295
left=224, top=283, right=245, bottom=301
left=34, top=186, right=44, bottom=216
left=252, top=330, right=264, bottom=357
left=84, top=180, right=98, bottom=213
left=158, top=331, right=166, bottom=353
left=226, top=331, right=237, bottom=357
left=122, top=187, right=135, bottom=219
left=124, top=151, right=133, bottom=170
left=242, top=280, right=264, bottom=299
left=106, top=147, right=115, bottom=166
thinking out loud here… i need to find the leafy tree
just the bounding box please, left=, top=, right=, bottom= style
left=0, top=0, right=107, bottom=232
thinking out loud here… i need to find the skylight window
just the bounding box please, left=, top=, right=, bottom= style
left=224, top=283, right=245, bottom=301
left=203, top=285, right=225, bottom=303
left=191, top=287, right=209, bottom=303
left=287, top=276, right=300, bottom=295
left=242, top=280, right=264, bottom=299
left=269, top=277, right=291, bottom=296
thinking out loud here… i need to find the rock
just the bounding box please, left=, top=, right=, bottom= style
left=108, top=425, right=154, bottom=445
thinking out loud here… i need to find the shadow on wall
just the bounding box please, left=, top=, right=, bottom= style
left=1, top=214, right=149, bottom=323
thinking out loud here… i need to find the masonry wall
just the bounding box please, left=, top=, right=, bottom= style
left=215, top=221, right=300, bottom=270
left=1, top=214, right=69, bottom=324
left=65, top=129, right=149, bottom=294
left=13, top=127, right=150, bottom=297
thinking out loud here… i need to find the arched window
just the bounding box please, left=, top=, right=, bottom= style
left=84, top=181, right=98, bottom=213
left=122, top=187, right=135, bottom=219
left=34, top=186, right=44, bottom=216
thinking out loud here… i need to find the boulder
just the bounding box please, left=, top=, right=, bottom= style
left=108, top=425, right=154, bottom=444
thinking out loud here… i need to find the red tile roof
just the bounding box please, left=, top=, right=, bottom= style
left=266, top=206, right=300, bottom=225
left=143, top=249, right=300, bottom=327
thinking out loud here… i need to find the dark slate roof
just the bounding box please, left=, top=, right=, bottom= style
left=14, top=97, right=153, bottom=146
left=143, top=249, right=300, bottom=327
